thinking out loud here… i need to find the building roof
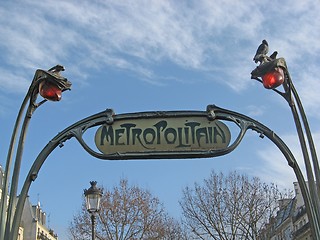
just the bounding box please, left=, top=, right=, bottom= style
left=274, top=198, right=295, bottom=228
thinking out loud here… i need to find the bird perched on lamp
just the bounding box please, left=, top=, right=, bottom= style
left=269, top=51, right=278, bottom=60
left=48, top=65, right=65, bottom=74
left=253, top=39, right=269, bottom=64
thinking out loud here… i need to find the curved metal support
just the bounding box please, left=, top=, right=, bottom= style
left=4, top=102, right=34, bottom=238
left=9, top=105, right=320, bottom=239
left=0, top=93, right=29, bottom=239
left=281, top=70, right=320, bottom=222
left=10, top=110, right=111, bottom=239
left=0, top=75, right=47, bottom=239
left=1, top=66, right=71, bottom=239
left=251, top=54, right=320, bottom=231
left=209, top=105, right=320, bottom=238
left=288, top=71, right=320, bottom=199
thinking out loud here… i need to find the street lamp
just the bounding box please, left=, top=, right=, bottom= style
left=0, top=65, right=71, bottom=239
left=84, top=181, right=103, bottom=240
left=251, top=40, right=320, bottom=237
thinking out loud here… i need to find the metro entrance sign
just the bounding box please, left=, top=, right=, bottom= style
left=95, top=111, right=231, bottom=159
left=8, top=105, right=319, bottom=239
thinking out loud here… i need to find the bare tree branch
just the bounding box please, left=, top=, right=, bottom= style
left=69, top=178, right=186, bottom=240
left=180, top=171, right=289, bottom=240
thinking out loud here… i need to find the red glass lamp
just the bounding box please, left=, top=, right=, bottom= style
left=262, top=67, right=285, bottom=89
left=39, top=80, right=62, bottom=101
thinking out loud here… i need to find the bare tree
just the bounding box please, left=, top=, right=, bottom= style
left=69, top=179, right=186, bottom=240
left=180, top=171, right=290, bottom=240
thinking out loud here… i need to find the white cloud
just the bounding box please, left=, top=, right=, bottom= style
left=294, top=67, right=320, bottom=118
left=256, top=131, right=320, bottom=189
left=245, top=105, right=266, bottom=117
left=0, top=68, right=30, bottom=93
left=0, top=0, right=320, bottom=111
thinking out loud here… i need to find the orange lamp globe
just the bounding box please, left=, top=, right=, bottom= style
left=39, top=81, right=62, bottom=101
left=262, top=67, right=285, bottom=89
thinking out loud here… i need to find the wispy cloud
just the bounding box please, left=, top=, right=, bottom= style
left=0, top=0, right=320, bottom=112
left=0, top=69, right=30, bottom=94
left=245, top=105, right=267, bottom=117
left=255, top=131, right=320, bottom=188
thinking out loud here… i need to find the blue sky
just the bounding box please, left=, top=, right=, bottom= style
left=1, top=1, right=320, bottom=239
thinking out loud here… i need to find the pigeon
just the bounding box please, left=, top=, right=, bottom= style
left=48, top=65, right=65, bottom=73
left=269, top=51, right=278, bottom=60
left=253, top=40, right=269, bottom=63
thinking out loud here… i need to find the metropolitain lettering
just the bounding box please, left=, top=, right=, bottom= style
left=97, top=120, right=228, bottom=150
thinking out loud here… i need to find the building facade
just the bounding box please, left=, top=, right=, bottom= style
left=259, top=182, right=312, bottom=240
left=0, top=165, right=58, bottom=240
left=19, top=198, right=58, bottom=240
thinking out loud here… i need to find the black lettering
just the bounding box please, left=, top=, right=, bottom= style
left=177, top=127, right=190, bottom=148
left=115, top=128, right=125, bottom=145
left=164, top=128, right=177, bottom=144
left=214, top=125, right=226, bottom=143
left=143, top=128, right=156, bottom=144
left=185, top=122, right=200, bottom=144
left=132, top=128, right=151, bottom=149
left=208, top=127, right=213, bottom=144
left=184, top=127, right=189, bottom=145
left=100, top=125, right=114, bottom=146
left=120, top=123, right=136, bottom=145
left=196, top=127, right=209, bottom=147
left=154, top=120, right=167, bottom=144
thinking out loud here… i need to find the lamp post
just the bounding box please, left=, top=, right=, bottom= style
left=0, top=65, right=71, bottom=239
left=84, top=181, right=103, bottom=240
left=251, top=40, right=320, bottom=237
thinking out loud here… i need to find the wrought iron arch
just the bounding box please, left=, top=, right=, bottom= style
left=10, top=105, right=320, bottom=239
